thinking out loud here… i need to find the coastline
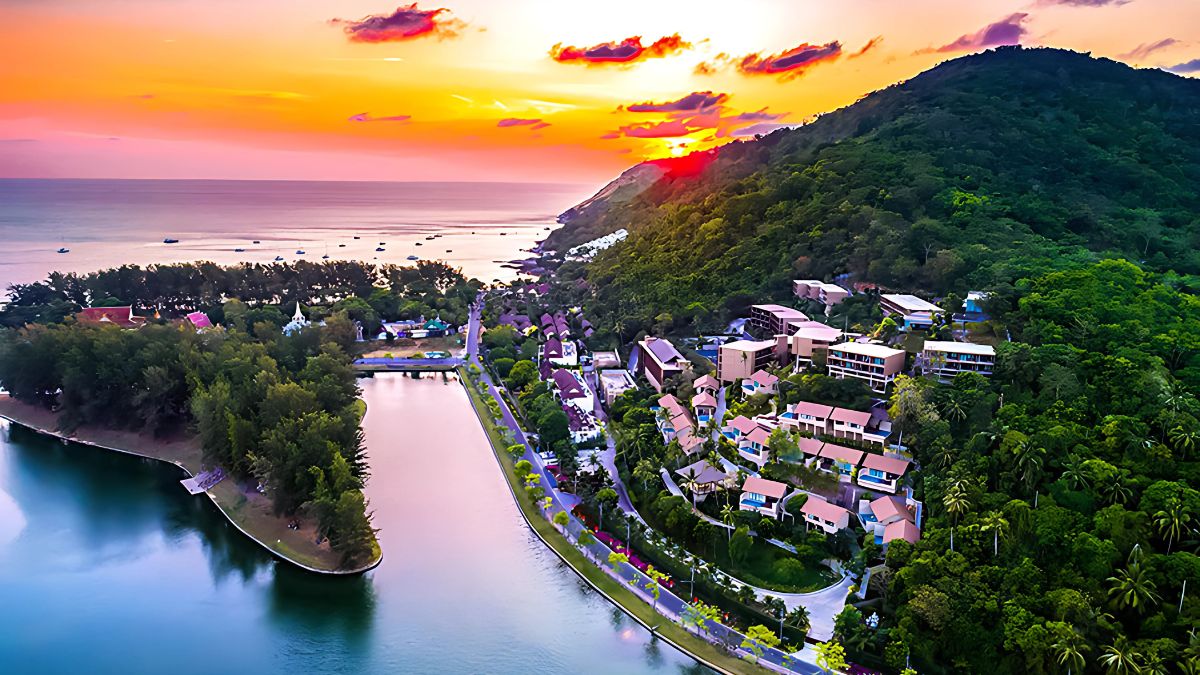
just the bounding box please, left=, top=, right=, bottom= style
left=0, top=396, right=381, bottom=576
left=457, top=368, right=758, bottom=675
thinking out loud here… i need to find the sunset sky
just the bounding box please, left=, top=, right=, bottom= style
left=2, top=0, right=1198, bottom=184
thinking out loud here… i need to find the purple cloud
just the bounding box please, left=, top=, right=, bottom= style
left=550, top=34, right=690, bottom=65
left=625, top=91, right=728, bottom=113
left=348, top=112, right=412, bottom=122
left=730, top=122, right=793, bottom=138
left=738, top=42, right=843, bottom=78
left=1167, top=58, right=1200, bottom=74
left=497, top=118, right=550, bottom=129
left=931, top=13, right=1030, bottom=53
left=1120, top=38, right=1181, bottom=61
left=331, top=3, right=464, bottom=43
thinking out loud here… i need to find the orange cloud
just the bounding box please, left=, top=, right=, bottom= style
left=550, top=34, right=690, bottom=65
left=332, top=4, right=465, bottom=43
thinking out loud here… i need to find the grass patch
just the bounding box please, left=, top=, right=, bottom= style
left=458, top=370, right=762, bottom=675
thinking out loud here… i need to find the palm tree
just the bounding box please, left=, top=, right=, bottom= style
left=1099, top=638, right=1143, bottom=675
left=1060, top=455, right=1091, bottom=491
left=942, top=397, right=967, bottom=424
left=1154, top=497, right=1193, bottom=553
left=1053, top=626, right=1088, bottom=675
left=720, top=504, right=736, bottom=543
left=1169, top=424, right=1198, bottom=459
left=786, top=605, right=811, bottom=634
left=980, top=511, right=1009, bottom=557
left=943, top=481, right=972, bottom=552
left=1014, top=440, right=1046, bottom=495
left=1107, top=560, right=1161, bottom=614
left=1099, top=473, right=1134, bottom=506
left=681, top=468, right=702, bottom=507
left=928, top=443, right=956, bottom=471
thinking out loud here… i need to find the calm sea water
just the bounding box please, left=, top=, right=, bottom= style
left=0, top=375, right=707, bottom=674
left=0, top=179, right=592, bottom=288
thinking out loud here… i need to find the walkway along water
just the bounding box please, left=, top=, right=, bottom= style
left=464, top=302, right=827, bottom=674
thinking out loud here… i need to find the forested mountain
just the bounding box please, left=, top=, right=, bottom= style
left=553, top=47, right=1200, bottom=331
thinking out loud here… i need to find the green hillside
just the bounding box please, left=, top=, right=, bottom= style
left=563, top=47, right=1200, bottom=331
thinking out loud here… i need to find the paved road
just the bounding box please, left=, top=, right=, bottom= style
left=466, top=297, right=821, bottom=674
left=355, top=356, right=462, bottom=368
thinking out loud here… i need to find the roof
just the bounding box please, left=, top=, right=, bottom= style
left=870, top=496, right=914, bottom=523
left=642, top=337, right=685, bottom=367
left=670, top=412, right=694, bottom=433
left=694, top=374, right=719, bottom=390
left=830, top=341, right=905, bottom=359
left=922, top=340, right=996, bottom=356
left=77, top=306, right=145, bottom=328
left=722, top=339, right=776, bottom=353
left=540, top=313, right=554, bottom=326
left=881, top=293, right=941, bottom=314
left=791, top=322, right=844, bottom=341
left=599, top=369, right=635, bottom=387
left=551, top=369, right=586, bottom=399
left=691, top=392, right=718, bottom=408
left=800, top=497, right=850, bottom=523
left=750, top=370, right=779, bottom=387
left=746, top=426, right=772, bottom=445
left=861, top=453, right=911, bottom=476
left=185, top=311, right=212, bottom=328
left=726, top=415, right=757, bottom=434
left=543, top=338, right=564, bottom=358
left=830, top=408, right=872, bottom=426
left=819, top=443, right=865, bottom=465
left=658, top=394, right=686, bottom=414
left=798, top=437, right=825, bottom=456
left=677, top=428, right=706, bottom=453
left=752, top=304, right=809, bottom=320
left=742, top=476, right=788, bottom=500
left=676, top=460, right=728, bottom=485
left=883, top=519, right=921, bottom=544
left=792, top=401, right=834, bottom=418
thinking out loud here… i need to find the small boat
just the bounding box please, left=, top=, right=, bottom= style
left=445, top=249, right=452, bottom=253
left=353, top=236, right=360, bottom=240
left=253, top=240, right=261, bottom=244
left=322, top=254, right=330, bottom=259
left=406, top=255, right=419, bottom=261
left=234, top=248, right=245, bottom=252
left=296, top=250, right=305, bottom=255
left=338, top=244, right=346, bottom=248
left=379, top=242, right=386, bottom=245
left=425, top=236, right=435, bottom=241
left=415, top=242, right=422, bottom=246
left=499, top=232, right=507, bottom=236
left=163, top=238, right=179, bottom=244
left=434, top=234, right=442, bottom=238
left=274, top=256, right=284, bottom=261
left=375, top=247, right=386, bottom=252
left=56, top=247, right=70, bottom=254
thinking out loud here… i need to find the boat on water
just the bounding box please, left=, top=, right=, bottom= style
left=499, top=232, right=507, bottom=236
left=375, top=247, right=386, bottom=252
left=424, top=236, right=435, bottom=241
left=353, top=236, right=360, bottom=240
left=296, top=250, right=305, bottom=255
left=274, top=256, right=284, bottom=261
left=338, top=244, right=346, bottom=247
left=252, top=240, right=261, bottom=244
left=234, top=248, right=245, bottom=252
left=163, top=238, right=179, bottom=244
left=56, top=247, right=70, bottom=254
left=445, top=249, right=452, bottom=253
left=322, top=254, right=330, bottom=259
left=406, top=255, right=419, bottom=261
left=415, top=242, right=423, bottom=246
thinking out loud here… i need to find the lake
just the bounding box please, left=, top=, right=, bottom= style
left=0, top=374, right=708, bottom=674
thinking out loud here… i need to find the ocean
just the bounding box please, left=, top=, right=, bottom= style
left=0, top=179, right=592, bottom=288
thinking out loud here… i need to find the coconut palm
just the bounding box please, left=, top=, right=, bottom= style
left=1053, top=626, right=1088, bottom=675
left=1154, top=497, right=1193, bottom=553
left=1107, top=560, right=1161, bottom=614
left=1169, top=425, right=1198, bottom=459
left=786, top=605, right=811, bottom=633
left=1060, top=455, right=1091, bottom=491
left=980, top=511, right=1009, bottom=557
left=1099, top=639, right=1143, bottom=675
left=1014, top=440, right=1046, bottom=494
left=680, top=468, right=702, bottom=507
left=720, top=504, right=736, bottom=542
left=1099, top=473, right=1134, bottom=506
left=943, top=482, right=972, bottom=552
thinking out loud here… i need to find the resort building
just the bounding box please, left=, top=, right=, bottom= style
left=654, top=394, right=690, bottom=442
left=676, top=427, right=707, bottom=456
left=551, top=369, right=595, bottom=413
left=780, top=401, right=892, bottom=447
left=748, top=304, right=809, bottom=338
left=856, top=453, right=912, bottom=494
left=883, top=519, right=921, bottom=547
left=636, top=336, right=689, bottom=392
left=793, top=280, right=850, bottom=306
left=722, top=415, right=759, bottom=443
left=858, top=495, right=920, bottom=546
left=693, top=374, right=720, bottom=396
left=798, top=437, right=825, bottom=465
left=541, top=337, right=579, bottom=367
left=801, top=497, right=851, bottom=534
left=919, top=341, right=996, bottom=381
left=597, top=369, right=637, bottom=408
left=76, top=306, right=149, bottom=330
left=591, top=351, right=623, bottom=370
left=782, top=322, right=845, bottom=367
left=738, top=426, right=773, bottom=467
left=739, top=476, right=789, bottom=519
left=827, top=342, right=906, bottom=393
left=185, top=311, right=213, bottom=330
left=563, top=405, right=603, bottom=444
left=741, top=369, right=780, bottom=397
left=879, top=294, right=943, bottom=331
left=691, top=392, right=718, bottom=426
left=818, top=443, right=865, bottom=481
left=675, top=460, right=733, bottom=499
left=783, top=401, right=834, bottom=436
left=717, top=339, right=778, bottom=383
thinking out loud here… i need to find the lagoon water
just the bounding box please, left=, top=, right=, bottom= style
left=0, top=375, right=707, bottom=674
left=0, top=179, right=592, bottom=288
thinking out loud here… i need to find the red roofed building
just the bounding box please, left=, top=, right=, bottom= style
left=856, top=453, right=911, bottom=494
left=76, top=306, right=147, bottom=329
left=800, top=497, right=851, bottom=534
